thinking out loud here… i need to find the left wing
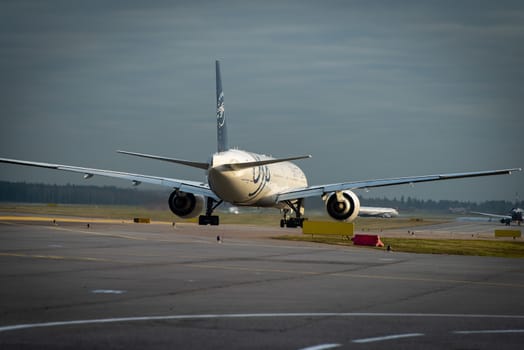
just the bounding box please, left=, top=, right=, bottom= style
left=276, top=168, right=522, bottom=202
left=0, top=157, right=219, bottom=200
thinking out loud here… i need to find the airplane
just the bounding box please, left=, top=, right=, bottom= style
left=471, top=208, right=523, bottom=226
left=227, top=206, right=240, bottom=215
left=358, top=206, right=399, bottom=218
left=0, top=61, right=521, bottom=227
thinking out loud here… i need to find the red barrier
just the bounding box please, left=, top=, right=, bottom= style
left=352, top=234, right=384, bottom=247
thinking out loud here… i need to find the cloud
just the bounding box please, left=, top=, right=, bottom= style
left=0, top=1, right=522, bottom=201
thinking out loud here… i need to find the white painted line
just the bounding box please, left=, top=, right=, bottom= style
left=454, top=329, right=524, bottom=335
left=298, top=343, right=341, bottom=350
left=352, top=333, right=424, bottom=343
left=2, top=313, right=524, bottom=333
left=91, top=289, right=127, bottom=295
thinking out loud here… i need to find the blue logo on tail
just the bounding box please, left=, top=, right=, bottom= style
left=216, top=60, right=228, bottom=152
left=217, top=91, right=225, bottom=127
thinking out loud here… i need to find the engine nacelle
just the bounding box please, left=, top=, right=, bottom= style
left=168, top=191, right=204, bottom=218
left=325, top=190, right=361, bottom=222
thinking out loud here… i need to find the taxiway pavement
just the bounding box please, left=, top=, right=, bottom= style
left=1, top=218, right=523, bottom=349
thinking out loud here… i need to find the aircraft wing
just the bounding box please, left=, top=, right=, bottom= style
left=470, top=211, right=512, bottom=220
left=0, top=157, right=219, bottom=200
left=276, top=168, right=522, bottom=202
left=359, top=206, right=399, bottom=218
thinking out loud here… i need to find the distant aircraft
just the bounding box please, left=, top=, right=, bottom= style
left=472, top=208, right=523, bottom=226
left=228, top=206, right=240, bottom=215
left=359, top=206, right=399, bottom=218
left=0, top=61, right=521, bottom=227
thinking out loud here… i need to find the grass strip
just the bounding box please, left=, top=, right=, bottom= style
left=274, top=235, right=524, bottom=258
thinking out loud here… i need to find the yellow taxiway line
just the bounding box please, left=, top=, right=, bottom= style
left=0, top=215, right=177, bottom=225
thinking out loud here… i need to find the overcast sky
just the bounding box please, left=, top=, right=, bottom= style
left=0, top=0, right=523, bottom=203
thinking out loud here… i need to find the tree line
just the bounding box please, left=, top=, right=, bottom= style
left=0, top=181, right=521, bottom=214
left=0, top=181, right=166, bottom=206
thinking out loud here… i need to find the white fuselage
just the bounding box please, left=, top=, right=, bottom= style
left=207, top=149, right=307, bottom=207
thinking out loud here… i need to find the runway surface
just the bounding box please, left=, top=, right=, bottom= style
left=1, top=217, right=524, bottom=349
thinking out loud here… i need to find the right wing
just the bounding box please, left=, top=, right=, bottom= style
left=276, top=168, right=522, bottom=202
left=471, top=211, right=511, bottom=220
left=0, top=157, right=219, bottom=200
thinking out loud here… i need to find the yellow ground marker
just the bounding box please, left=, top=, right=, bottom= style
left=302, top=220, right=354, bottom=237
left=133, top=218, right=151, bottom=223
left=494, top=229, right=521, bottom=238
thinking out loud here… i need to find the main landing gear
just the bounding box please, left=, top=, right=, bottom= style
left=280, top=199, right=307, bottom=228
left=199, top=197, right=222, bottom=226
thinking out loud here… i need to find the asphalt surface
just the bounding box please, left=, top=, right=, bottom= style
left=1, top=217, right=523, bottom=349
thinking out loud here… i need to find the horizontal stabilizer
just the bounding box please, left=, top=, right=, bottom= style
left=217, top=155, right=311, bottom=171
left=117, top=150, right=209, bottom=170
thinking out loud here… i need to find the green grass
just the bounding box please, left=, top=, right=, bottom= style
left=3, top=203, right=523, bottom=258
left=0, top=204, right=444, bottom=227
left=0, top=203, right=294, bottom=225
left=380, top=238, right=524, bottom=258
left=0, top=203, right=179, bottom=222
left=353, top=217, right=444, bottom=231
left=273, top=235, right=524, bottom=258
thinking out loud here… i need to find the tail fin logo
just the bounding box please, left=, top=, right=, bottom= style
left=217, top=91, right=225, bottom=127
left=215, top=60, right=228, bottom=152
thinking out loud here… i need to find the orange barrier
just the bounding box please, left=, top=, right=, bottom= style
left=352, top=234, right=384, bottom=247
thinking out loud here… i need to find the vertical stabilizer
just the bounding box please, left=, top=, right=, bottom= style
left=216, top=60, right=228, bottom=152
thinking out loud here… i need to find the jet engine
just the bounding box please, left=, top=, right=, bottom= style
left=168, top=191, right=204, bottom=218
left=325, top=190, right=361, bottom=222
